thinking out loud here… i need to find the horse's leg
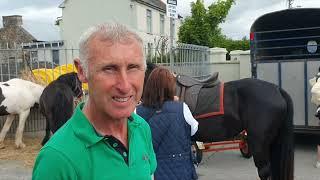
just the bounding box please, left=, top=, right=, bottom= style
left=15, top=109, right=30, bottom=148
left=0, top=115, right=15, bottom=148
left=242, top=107, right=273, bottom=180
left=247, top=134, right=272, bottom=180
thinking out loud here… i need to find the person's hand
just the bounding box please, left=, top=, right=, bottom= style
left=174, top=96, right=179, bottom=101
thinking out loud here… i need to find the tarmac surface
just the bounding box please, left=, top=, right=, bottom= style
left=197, top=134, right=320, bottom=180
left=0, top=134, right=320, bottom=180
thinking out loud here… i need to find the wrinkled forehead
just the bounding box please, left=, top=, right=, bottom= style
left=88, top=35, right=143, bottom=56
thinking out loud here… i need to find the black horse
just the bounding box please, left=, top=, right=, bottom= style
left=40, top=72, right=83, bottom=145
left=145, top=64, right=294, bottom=180
left=177, top=76, right=294, bottom=180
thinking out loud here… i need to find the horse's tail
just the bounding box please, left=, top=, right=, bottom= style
left=39, top=97, right=50, bottom=146
left=50, top=93, right=74, bottom=133
left=270, top=88, right=294, bottom=180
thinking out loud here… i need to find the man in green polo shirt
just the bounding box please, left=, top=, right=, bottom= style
left=32, top=22, right=157, bottom=180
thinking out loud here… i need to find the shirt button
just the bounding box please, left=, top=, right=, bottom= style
left=123, top=152, right=127, bottom=157
left=113, top=143, right=118, bottom=147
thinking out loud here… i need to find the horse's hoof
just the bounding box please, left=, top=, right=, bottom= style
left=15, top=143, right=26, bottom=149
left=0, top=142, right=5, bottom=149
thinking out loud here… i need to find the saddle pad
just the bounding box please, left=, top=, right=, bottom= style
left=193, top=82, right=224, bottom=119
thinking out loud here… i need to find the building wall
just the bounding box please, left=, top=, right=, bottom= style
left=60, top=0, right=135, bottom=49
left=59, top=0, right=180, bottom=49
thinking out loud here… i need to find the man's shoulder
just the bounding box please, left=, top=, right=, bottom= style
left=43, top=121, right=81, bottom=154
left=132, top=113, right=148, bottom=125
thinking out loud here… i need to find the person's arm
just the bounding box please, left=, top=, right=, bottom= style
left=32, top=147, right=77, bottom=180
left=183, top=102, right=199, bottom=136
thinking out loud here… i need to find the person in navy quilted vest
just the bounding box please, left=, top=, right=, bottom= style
left=137, top=67, right=198, bottom=180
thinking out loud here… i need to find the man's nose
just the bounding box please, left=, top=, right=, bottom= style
left=116, top=71, right=130, bottom=93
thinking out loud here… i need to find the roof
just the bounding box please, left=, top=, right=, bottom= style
left=135, top=0, right=166, bottom=13
left=250, top=8, right=320, bottom=32
left=59, top=0, right=166, bottom=13
left=0, top=26, right=36, bottom=45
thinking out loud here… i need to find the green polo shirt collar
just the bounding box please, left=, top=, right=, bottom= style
left=71, top=102, right=142, bottom=147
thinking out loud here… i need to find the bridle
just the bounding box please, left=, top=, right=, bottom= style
left=73, top=76, right=83, bottom=98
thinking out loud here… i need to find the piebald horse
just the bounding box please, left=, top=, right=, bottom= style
left=0, top=79, right=44, bottom=148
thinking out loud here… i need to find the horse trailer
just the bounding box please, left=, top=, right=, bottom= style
left=250, top=8, right=320, bottom=134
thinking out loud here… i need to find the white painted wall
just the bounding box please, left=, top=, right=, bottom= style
left=135, top=2, right=180, bottom=46
left=208, top=48, right=251, bottom=82
left=60, top=0, right=136, bottom=49
left=59, top=0, right=180, bottom=49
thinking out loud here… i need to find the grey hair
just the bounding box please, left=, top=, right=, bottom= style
left=78, top=23, right=146, bottom=75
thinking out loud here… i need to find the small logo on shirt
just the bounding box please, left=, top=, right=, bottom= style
left=142, top=154, right=149, bottom=161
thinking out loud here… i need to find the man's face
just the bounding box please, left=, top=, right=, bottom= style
left=80, top=37, right=145, bottom=120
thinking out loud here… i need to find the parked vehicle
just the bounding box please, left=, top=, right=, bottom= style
left=250, top=8, right=320, bottom=134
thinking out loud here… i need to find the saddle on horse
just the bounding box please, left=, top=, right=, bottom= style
left=176, top=73, right=224, bottom=118
left=177, top=72, right=219, bottom=88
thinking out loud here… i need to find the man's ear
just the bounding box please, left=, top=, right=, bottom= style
left=74, top=58, right=88, bottom=83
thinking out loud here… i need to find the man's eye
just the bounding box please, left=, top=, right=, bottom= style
left=128, top=65, right=141, bottom=71
left=102, top=67, right=115, bottom=72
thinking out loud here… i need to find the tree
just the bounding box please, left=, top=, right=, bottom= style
left=178, top=0, right=210, bottom=46
left=206, top=0, right=235, bottom=47
left=178, top=0, right=249, bottom=51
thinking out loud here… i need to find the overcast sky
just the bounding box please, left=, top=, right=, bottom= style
left=0, top=0, right=319, bottom=41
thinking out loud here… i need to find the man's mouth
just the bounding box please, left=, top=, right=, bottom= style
left=113, top=96, right=132, bottom=102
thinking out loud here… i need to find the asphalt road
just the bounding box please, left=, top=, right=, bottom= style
left=1, top=134, right=320, bottom=180
left=197, top=134, right=320, bottom=180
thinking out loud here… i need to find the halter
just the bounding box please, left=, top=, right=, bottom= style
left=73, top=77, right=83, bottom=98
left=316, top=73, right=320, bottom=82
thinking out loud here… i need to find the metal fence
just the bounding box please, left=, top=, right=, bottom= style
left=0, top=42, right=210, bottom=133
left=146, top=43, right=211, bottom=79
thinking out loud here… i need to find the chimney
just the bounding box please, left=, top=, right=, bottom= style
left=2, top=15, right=23, bottom=28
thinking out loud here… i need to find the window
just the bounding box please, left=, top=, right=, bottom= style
left=30, top=51, right=38, bottom=62
left=147, top=43, right=153, bottom=61
left=160, top=14, right=165, bottom=35
left=146, top=9, right=152, bottom=34
left=52, top=50, right=59, bottom=65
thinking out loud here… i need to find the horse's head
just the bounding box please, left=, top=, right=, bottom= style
left=57, top=72, right=83, bottom=98
left=71, top=73, right=83, bottom=98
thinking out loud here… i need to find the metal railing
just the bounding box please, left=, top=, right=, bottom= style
left=0, top=42, right=210, bottom=133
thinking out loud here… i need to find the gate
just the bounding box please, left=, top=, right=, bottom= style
left=250, top=8, right=320, bottom=134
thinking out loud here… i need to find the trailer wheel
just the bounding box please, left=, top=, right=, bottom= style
left=240, top=137, right=252, bottom=158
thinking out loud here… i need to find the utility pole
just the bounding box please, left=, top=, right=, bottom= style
left=167, top=0, right=177, bottom=70
left=288, top=0, right=294, bottom=9
left=169, top=17, right=175, bottom=70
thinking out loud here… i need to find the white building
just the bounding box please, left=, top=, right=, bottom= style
left=56, top=0, right=182, bottom=49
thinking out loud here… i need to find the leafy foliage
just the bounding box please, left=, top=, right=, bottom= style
left=178, top=0, right=249, bottom=51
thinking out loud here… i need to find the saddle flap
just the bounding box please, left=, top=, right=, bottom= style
left=184, top=85, right=202, bottom=113
left=177, top=72, right=219, bottom=87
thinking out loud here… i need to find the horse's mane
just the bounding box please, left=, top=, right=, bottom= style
left=56, top=72, right=77, bottom=84
left=19, top=68, right=47, bottom=86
